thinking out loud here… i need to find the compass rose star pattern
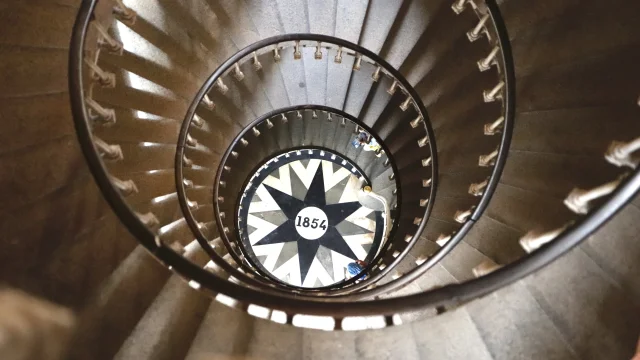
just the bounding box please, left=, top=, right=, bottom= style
left=240, top=153, right=383, bottom=288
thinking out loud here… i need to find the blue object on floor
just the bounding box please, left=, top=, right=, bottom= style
left=347, top=262, right=365, bottom=279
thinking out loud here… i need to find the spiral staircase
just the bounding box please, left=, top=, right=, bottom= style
left=2, top=0, right=640, bottom=359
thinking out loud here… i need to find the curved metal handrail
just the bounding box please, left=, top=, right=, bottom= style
left=178, top=103, right=431, bottom=295
left=470, top=0, right=514, bottom=219
left=349, top=0, right=517, bottom=298
left=69, top=0, right=640, bottom=327
left=174, top=36, right=439, bottom=295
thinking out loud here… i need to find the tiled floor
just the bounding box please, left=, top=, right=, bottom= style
left=237, top=149, right=385, bottom=288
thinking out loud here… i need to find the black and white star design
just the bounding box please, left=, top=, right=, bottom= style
left=237, top=150, right=385, bottom=288
left=254, top=163, right=362, bottom=282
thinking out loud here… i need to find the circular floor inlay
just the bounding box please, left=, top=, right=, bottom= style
left=237, top=149, right=386, bottom=288
left=295, top=207, right=328, bottom=240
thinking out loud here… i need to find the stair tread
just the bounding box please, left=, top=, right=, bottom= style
left=70, top=246, right=170, bottom=360
left=255, top=51, right=292, bottom=109
left=358, top=0, right=405, bottom=54
left=276, top=46, right=309, bottom=106
left=184, top=301, right=257, bottom=360
left=412, top=307, right=493, bottom=360
left=245, top=316, right=303, bottom=360
left=114, top=276, right=211, bottom=360
left=439, top=240, right=492, bottom=282
left=467, top=282, right=579, bottom=360
left=325, top=0, right=368, bottom=109
left=355, top=323, right=421, bottom=359
left=377, top=0, right=432, bottom=69
left=302, top=328, right=357, bottom=359
left=523, top=247, right=640, bottom=360
left=580, top=199, right=640, bottom=301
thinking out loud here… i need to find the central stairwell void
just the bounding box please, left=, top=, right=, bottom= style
left=236, top=146, right=388, bottom=288
left=65, top=0, right=640, bottom=358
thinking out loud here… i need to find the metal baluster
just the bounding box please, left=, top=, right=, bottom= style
left=294, top=41, right=302, bottom=60
left=472, top=260, right=502, bottom=277
left=372, top=66, right=382, bottom=82
left=483, top=81, right=505, bottom=102
left=113, top=0, right=137, bottom=24
left=335, top=46, right=343, bottom=63
left=436, top=233, right=451, bottom=247
left=400, top=96, right=413, bottom=111
left=233, top=63, right=245, bottom=81
left=387, top=80, right=398, bottom=95
left=192, top=114, right=204, bottom=127
left=252, top=52, right=262, bottom=71
left=417, top=136, right=429, bottom=147
left=186, top=134, right=198, bottom=147
left=605, top=136, right=640, bottom=168
left=94, top=137, right=123, bottom=161
left=478, top=46, right=500, bottom=72
left=520, top=226, right=566, bottom=253
left=187, top=200, right=199, bottom=210
left=452, top=0, right=476, bottom=14
left=85, top=98, right=116, bottom=125
left=564, top=178, right=623, bottom=214
left=109, top=175, right=138, bottom=196
left=215, top=78, right=229, bottom=94
left=201, top=94, right=215, bottom=110
left=84, top=59, right=116, bottom=87
left=479, top=148, right=498, bottom=167
left=136, top=212, right=159, bottom=228
left=183, top=155, right=193, bottom=168
left=353, top=53, right=362, bottom=70
left=314, top=42, right=322, bottom=59
left=467, top=14, right=490, bottom=42
left=273, top=45, right=281, bottom=62
left=93, top=22, right=123, bottom=54
left=183, top=179, right=194, bottom=188
left=410, top=115, right=423, bottom=128
left=484, top=116, right=505, bottom=135
left=469, top=178, right=489, bottom=196
left=454, top=207, right=474, bottom=223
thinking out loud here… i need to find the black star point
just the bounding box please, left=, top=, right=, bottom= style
left=254, top=165, right=362, bottom=283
